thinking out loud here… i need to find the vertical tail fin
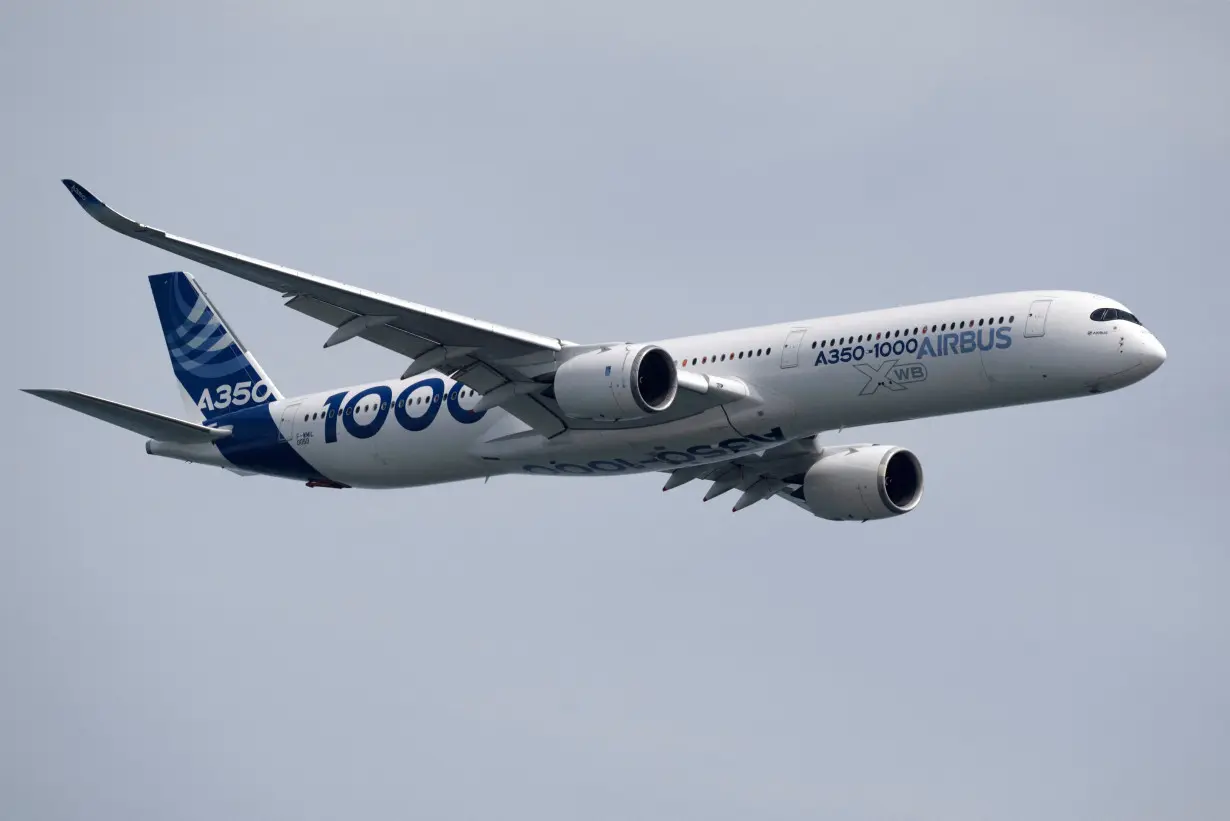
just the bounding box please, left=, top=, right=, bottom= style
left=148, top=271, right=282, bottom=421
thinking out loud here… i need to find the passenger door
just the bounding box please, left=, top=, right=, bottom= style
left=277, top=400, right=302, bottom=444
left=780, top=328, right=808, bottom=368
left=1024, top=299, right=1052, bottom=338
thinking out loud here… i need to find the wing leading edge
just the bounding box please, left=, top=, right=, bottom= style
left=60, top=180, right=752, bottom=439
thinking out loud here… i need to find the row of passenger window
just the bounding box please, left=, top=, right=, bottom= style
left=304, top=309, right=1028, bottom=421
left=678, top=315, right=1016, bottom=366
left=811, top=315, right=1015, bottom=349
left=302, top=388, right=480, bottom=422
left=681, top=348, right=773, bottom=367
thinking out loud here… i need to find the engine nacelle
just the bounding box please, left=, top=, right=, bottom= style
left=552, top=344, right=678, bottom=421
left=802, top=445, right=924, bottom=521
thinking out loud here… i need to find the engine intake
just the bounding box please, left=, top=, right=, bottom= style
left=802, top=445, right=923, bottom=521
left=553, top=344, right=678, bottom=420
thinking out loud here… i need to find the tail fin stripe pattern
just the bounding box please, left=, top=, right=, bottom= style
left=166, top=322, right=243, bottom=372
left=184, top=320, right=227, bottom=352
left=149, top=271, right=281, bottom=420
left=167, top=325, right=233, bottom=364
left=164, top=274, right=245, bottom=369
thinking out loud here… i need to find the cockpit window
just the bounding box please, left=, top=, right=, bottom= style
left=1091, top=307, right=1142, bottom=325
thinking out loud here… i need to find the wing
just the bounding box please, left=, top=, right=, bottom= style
left=61, top=179, right=571, bottom=435
left=61, top=180, right=752, bottom=438
left=659, top=435, right=824, bottom=513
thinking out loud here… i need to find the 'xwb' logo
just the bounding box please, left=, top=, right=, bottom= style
left=854, top=360, right=928, bottom=396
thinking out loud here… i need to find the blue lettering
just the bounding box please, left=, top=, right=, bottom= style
left=518, top=430, right=789, bottom=478
left=342, top=386, right=392, bottom=439
left=960, top=330, right=976, bottom=354
left=996, top=327, right=1013, bottom=349
left=447, top=383, right=487, bottom=425
left=322, top=391, right=346, bottom=443
left=718, top=437, right=756, bottom=453
left=906, top=338, right=918, bottom=354
left=916, top=336, right=936, bottom=359
left=687, top=445, right=729, bottom=458
left=944, top=333, right=960, bottom=355
left=892, top=339, right=905, bottom=356
left=853, top=346, right=865, bottom=361
left=394, top=378, right=444, bottom=432
left=746, top=427, right=786, bottom=444
left=977, top=328, right=996, bottom=351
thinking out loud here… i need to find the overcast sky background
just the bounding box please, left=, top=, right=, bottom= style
left=2, top=2, right=1227, bottom=819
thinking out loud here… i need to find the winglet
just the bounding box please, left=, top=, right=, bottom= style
left=60, top=179, right=137, bottom=233
left=62, top=179, right=103, bottom=210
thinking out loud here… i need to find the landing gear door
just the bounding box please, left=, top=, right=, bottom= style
left=277, top=400, right=301, bottom=444
left=1024, top=299, right=1052, bottom=338
left=780, top=328, right=808, bottom=368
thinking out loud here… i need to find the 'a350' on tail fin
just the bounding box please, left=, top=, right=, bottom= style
left=149, top=271, right=281, bottom=420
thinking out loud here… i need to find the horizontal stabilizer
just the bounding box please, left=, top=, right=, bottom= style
left=23, top=389, right=231, bottom=444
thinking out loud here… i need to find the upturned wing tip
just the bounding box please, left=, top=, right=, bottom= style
left=61, top=179, right=104, bottom=210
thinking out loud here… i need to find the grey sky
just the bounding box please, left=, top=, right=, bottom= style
left=2, top=2, right=1227, bottom=819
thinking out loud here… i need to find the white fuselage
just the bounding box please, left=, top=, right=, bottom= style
left=155, top=290, right=1165, bottom=488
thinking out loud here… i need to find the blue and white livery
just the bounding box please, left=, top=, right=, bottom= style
left=26, top=180, right=1167, bottom=521
left=149, top=270, right=281, bottom=418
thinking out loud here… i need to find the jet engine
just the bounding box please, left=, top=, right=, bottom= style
left=802, top=445, right=923, bottom=521
left=552, top=344, right=678, bottom=421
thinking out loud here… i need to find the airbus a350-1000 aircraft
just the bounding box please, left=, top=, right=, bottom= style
left=27, top=180, right=1166, bottom=521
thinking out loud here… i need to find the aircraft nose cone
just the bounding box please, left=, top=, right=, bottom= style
left=1141, top=335, right=1167, bottom=374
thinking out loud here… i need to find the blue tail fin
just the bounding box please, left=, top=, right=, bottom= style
left=148, top=271, right=282, bottom=421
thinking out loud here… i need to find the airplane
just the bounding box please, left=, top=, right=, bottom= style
left=25, top=180, right=1166, bottom=521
